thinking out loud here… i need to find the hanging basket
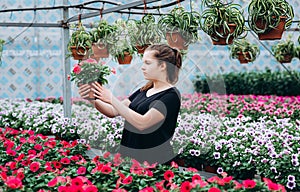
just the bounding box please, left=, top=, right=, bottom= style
left=70, top=46, right=89, bottom=60
left=211, top=24, right=236, bottom=45
left=136, top=44, right=150, bottom=54
left=166, top=31, right=188, bottom=50
left=278, top=54, right=293, bottom=63
left=237, top=52, right=251, bottom=64
left=256, top=16, right=286, bottom=40
left=117, top=52, right=133, bottom=65
left=92, top=43, right=109, bottom=58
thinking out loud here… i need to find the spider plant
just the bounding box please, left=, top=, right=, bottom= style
left=248, top=0, right=294, bottom=39
left=271, top=35, right=297, bottom=63
left=199, top=0, right=246, bottom=45
left=127, top=14, right=162, bottom=50
left=67, top=24, right=92, bottom=60
left=89, top=20, right=117, bottom=47
left=229, top=38, right=260, bottom=63
left=158, top=6, right=201, bottom=49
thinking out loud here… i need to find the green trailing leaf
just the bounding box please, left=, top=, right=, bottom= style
left=248, top=0, right=294, bottom=34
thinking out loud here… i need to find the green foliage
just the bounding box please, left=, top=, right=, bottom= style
left=127, top=14, right=162, bottom=46
left=193, top=69, right=300, bottom=96
left=70, top=59, right=112, bottom=85
left=89, top=20, right=118, bottom=46
left=67, top=24, right=92, bottom=54
left=248, top=0, right=294, bottom=34
left=199, top=1, right=246, bottom=44
left=229, top=38, right=260, bottom=62
left=271, top=35, right=298, bottom=62
left=158, top=6, right=201, bottom=46
left=106, top=19, right=137, bottom=61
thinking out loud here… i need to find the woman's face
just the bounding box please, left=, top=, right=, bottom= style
left=141, top=50, right=164, bottom=81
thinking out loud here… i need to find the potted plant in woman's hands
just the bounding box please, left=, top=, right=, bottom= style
left=229, top=38, right=260, bottom=64
left=127, top=14, right=162, bottom=54
left=158, top=6, right=201, bottom=50
left=68, top=24, right=92, bottom=60
left=90, top=20, right=117, bottom=59
left=200, top=0, right=246, bottom=45
left=69, top=58, right=115, bottom=100
left=248, top=0, right=294, bottom=40
left=271, top=35, right=298, bottom=63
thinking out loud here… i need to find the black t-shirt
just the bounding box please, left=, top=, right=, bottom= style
left=119, top=86, right=181, bottom=164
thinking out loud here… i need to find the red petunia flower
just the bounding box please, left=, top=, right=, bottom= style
left=15, top=153, right=25, bottom=162
left=5, top=176, right=23, bottom=189
left=164, top=170, right=175, bottom=182
left=242, top=179, right=256, bottom=189
left=71, top=177, right=84, bottom=186
left=103, top=151, right=110, bottom=158
left=208, top=187, right=221, bottom=192
left=16, top=172, right=25, bottom=180
left=52, top=161, right=62, bottom=169
left=58, top=186, right=69, bottom=192
left=29, top=162, right=40, bottom=172
left=140, top=187, right=154, bottom=192
left=6, top=149, right=16, bottom=156
left=101, top=165, right=112, bottom=174
left=28, top=149, right=37, bottom=155
left=34, top=144, right=43, bottom=151
left=155, top=180, right=165, bottom=190
left=113, top=153, right=122, bottom=166
left=77, top=166, right=86, bottom=175
left=6, top=161, right=17, bottom=170
left=122, top=176, right=133, bottom=185
left=73, top=64, right=82, bottom=74
left=222, top=176, right=233, bottom=183
left=48, top=178, right=58, bottom=187
left=84, top=185, right=98, bottom=192
left=60, top=157, right=71, bottom=165
left=171, top=161, right=178, bottom=168
left=180, top=181, right=192, bottom=192
left=192, top=174, right=202, bottom=182
left=234, top=180, right=243, bottom=189
left=70, top=155, right=80, bottom=161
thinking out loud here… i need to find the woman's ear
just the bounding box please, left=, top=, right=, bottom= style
left=159, top=62, right=167, bottom=71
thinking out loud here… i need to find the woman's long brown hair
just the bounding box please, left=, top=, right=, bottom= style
left=140, top=44, right=182, bottom=91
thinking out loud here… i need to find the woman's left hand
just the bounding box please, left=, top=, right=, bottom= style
left=92, top=82, right=113, bottom=104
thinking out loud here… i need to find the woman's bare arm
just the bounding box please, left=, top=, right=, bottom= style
left=92, top=82, right=165, bottom=130
left=78, top=84, right=130, bottom=118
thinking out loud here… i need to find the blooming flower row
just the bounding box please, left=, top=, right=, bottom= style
left=0, top=127, right=286, bottom=191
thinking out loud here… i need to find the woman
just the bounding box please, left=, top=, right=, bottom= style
left=78, top=44, right=182, bottom=164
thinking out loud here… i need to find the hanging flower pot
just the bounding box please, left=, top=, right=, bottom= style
left=135, top=44, right=150, bottom=54
left=117, top=52, right=133, bottom=65
left=278, top=54, right=293, bottom=63
left=92, top=43, right=109, bottom=58
left=211, top=24, right=237, bottom=45
left=166, top=31, right=188, bottom=50
left=70, top=46, right=89, bottom=60
left=237, top=52, right=251, bottom=64
left=255, top=16, right=287, bottom=40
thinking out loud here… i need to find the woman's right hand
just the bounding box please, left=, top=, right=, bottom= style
left=78, top=84, right=92, bottom=100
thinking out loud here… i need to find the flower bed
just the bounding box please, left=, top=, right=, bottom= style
left=0, top=127, right=286, bottom=191
left=1, top=93, right=300, bottom=190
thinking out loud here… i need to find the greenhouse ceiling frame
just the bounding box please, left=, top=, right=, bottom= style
left=0, top=0, right=186, bottom=118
